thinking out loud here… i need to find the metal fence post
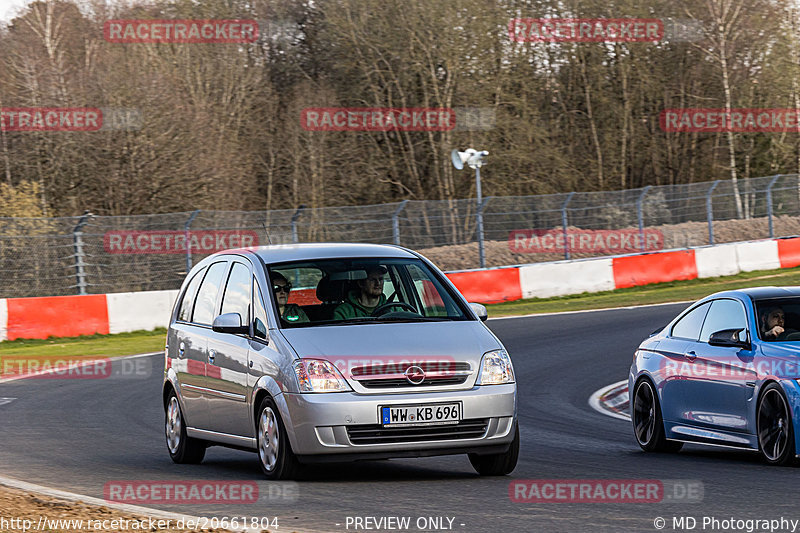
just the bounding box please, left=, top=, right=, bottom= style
left=185, top=210, right=199, bottom=273
left=706, top=180, right=720, bottom=245
left=766, top=174, right=782, bottom=239
left=561, top=192, right=576, bottom=260
left=636, top=186, right=651, bottom=252
left=291, top=205, right=305, bottom=244
left=72, top=211, right=92, bottom=295
left=392, top=200, right=409, bottom=245
left=477, top=196, right=489, bottom=269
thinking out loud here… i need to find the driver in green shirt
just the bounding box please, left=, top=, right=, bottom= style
left=272, top=272, right=309, bottom=324
left=333, top=265, right=388, bottom=320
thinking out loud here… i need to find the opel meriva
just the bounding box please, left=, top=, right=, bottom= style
left=163, top=243, right=518, bottom=479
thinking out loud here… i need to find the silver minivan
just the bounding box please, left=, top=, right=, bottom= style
left=163, top=243, right=518, bottom=479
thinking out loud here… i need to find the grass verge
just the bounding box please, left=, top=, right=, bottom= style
left=0, top=328, right=166, bottom=357
left=485, top=266, right=800, bottom=317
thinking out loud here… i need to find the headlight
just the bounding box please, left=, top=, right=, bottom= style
left=293, top=359, right=352, bottom=393
left=478, top=349, right=515, bottom=385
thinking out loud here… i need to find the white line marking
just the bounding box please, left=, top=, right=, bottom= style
left=0, top=352, right=160, bottom=384
left=0, top=475, right=204, bottom=525
left=0, top=397, right=16, bottom=406
left=489, top=300, right=692, bottom=320
left=588, top=380, right=630, bottom=421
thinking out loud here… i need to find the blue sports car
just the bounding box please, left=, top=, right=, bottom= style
left=630, top=287, right=800, bottom=465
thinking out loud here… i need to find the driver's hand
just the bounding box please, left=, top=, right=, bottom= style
left=769, top=326, right=784, bottom=337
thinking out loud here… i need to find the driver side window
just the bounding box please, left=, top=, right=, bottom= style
left=699, top=299, right=748, bottom=343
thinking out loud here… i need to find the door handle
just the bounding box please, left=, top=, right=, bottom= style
left=208, top=349, right=216, bottom=364
left=685, top=350, right=697, bottom=360
left=178, top=342, right=185, bottom=357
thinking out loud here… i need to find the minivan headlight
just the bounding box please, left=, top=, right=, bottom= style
left=293, top=359, right=352, bottom=393
left=478, top=349, right=515, bottom=385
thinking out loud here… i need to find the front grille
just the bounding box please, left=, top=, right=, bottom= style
left=357, top=376, right=468, bottom=388
left=351, top=361, right=472, bottom=389
left=346, top=418, right=489, bottom=445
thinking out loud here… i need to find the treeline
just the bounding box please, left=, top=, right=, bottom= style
left=0, top=0, right=797, bottom=216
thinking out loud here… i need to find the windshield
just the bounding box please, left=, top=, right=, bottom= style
left=755, top=298, right=800, bottom=342
left=265, top=257, right=470, bottom=328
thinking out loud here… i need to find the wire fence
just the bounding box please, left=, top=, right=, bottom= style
left=3, top=174, right=800, bottom=298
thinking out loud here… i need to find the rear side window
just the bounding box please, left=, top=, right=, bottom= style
left=671, top=302, right=711, bottom=340
left=192, top=261, right=228, bottom=325
left=177, top=266, right=206, bottom=322
left=220, top=262, right=251, bottom=324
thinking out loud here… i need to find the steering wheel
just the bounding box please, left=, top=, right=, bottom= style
left=370, top=302, right=417, bottom=317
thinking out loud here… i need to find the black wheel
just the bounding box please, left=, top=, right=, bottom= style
left=165, top=391, right=206, bottom=464
left=468, top=422, right=519, bottom=476
left=256, top=396, right=301, bottom=480
left=757, top=383, right=795, bottom=466
left=632, top=379, right=682, bottom=453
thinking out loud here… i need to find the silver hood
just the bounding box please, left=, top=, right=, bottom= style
left=280, top=321, right=503, bottom=391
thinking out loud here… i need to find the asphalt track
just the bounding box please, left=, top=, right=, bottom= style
left=3, top=303, right=800, bottom=533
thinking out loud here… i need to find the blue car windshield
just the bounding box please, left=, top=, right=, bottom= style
left=756, top=298, right=800, bottom=342
left=265, top=257, right=470, bottom=328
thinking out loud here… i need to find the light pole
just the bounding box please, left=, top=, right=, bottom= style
left=451, top=149, right=489, bottom=268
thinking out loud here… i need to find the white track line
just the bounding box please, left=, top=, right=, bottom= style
left=0, top=352, right=160, bottom=384
left=0, top=475, right=213, bottom=527
left=588, top=380, right=630, bottom=421
left=489, top=299, right=692, bottom=321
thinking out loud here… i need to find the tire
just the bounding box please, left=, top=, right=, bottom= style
left=256, top=396, right=301, bottom=480
left=632, top=379, right=682, bottom=453
left=468, top=422, right=520, bottom=476
left=757, top=383, right=795, bottom=466
left=165, top=391, right=206, bottom=464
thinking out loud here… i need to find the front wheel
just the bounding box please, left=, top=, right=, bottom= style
left=256, top=396, right=301, bottom=480
left=468, top=422, right=519, bottom=476
left=632, top=379, right=682, bottom=453
left=757, top=383, right=795, bottom=466
left=165, top=391, right=206, bottom=464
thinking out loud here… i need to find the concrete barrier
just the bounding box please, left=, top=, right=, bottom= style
left=695, top=243, right=740, bottom=278
left=735, top=240, right=780, bottom=272
left=107, top=290, right=179, bottom=334
left=519, top=258, right=614, bottom=299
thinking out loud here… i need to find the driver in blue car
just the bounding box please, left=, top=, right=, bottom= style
left=333, top=265, right=388, bottom=319
left=760, top=306, right=796, bottom=340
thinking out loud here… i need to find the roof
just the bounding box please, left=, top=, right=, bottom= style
left=246, top=243, right=417, bottom=263
left=706, top=286, right=800, bottom=301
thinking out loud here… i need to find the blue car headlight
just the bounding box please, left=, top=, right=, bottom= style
left=477, top=349, right=515, bottom=385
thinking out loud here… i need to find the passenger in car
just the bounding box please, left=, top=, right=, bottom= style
left=333, top=265, right=388, bottom=319
left=272, top=272, right=309, bottom=324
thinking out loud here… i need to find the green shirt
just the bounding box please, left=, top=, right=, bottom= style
left=282, top=303, right=309, bottom=323
left=333, top=290, right=387, bottom=320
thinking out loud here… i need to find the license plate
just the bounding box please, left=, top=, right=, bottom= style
left=381, top=403, right=461, bottom=427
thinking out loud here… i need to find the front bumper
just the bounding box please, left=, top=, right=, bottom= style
left=281, top=384, right=517, bottom=456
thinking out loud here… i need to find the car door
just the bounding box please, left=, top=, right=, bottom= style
left=658, top=301, right=711, bottom=425
left=178, top=260, right=229, bottom=430
left=205, top=259, right=254, bottom=437
left=170, top=265, right=208, bottom=430
left=689, top=298, right=755, bottom=433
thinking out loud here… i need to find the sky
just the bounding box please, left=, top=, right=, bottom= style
left=0, top=0, right=29, bottom=22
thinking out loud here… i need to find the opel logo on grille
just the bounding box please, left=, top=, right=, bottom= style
left=404, top=365, right=426, bottom=385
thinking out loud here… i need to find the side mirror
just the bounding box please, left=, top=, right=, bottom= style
left=708, top=328, right=750, bottom=349
left=469, top=303, right=488, bottom=322
left=212, top=313, right=249, bottom=335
